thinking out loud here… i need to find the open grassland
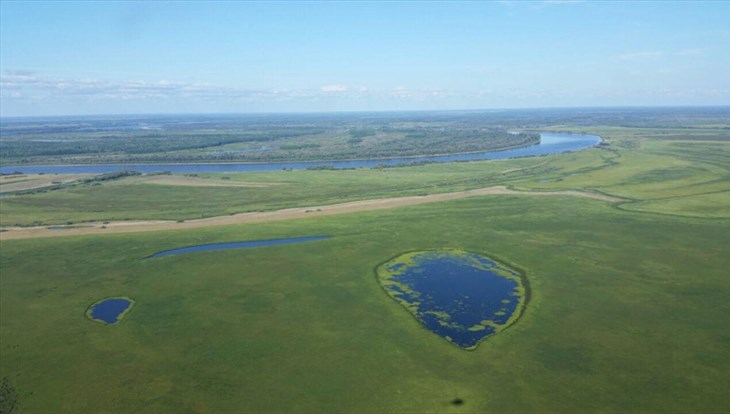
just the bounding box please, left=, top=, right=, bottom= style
left=1, top=195, right=728, bottom=413
left=0, top=156, right=549, bottom=225
left=131, top=175, right=278, bottom=188
left=1, top=120, right=729, bottom=413
left=516, top=127, right=730, bottom=218
left=2, top=124, right=728, bottom=226
left=0, top=186, right=623, bottom=240
left=0, top=174, right=94, bottom=194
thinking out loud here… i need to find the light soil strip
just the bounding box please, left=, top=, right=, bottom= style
left=132, top=175, right=278, bottom=188
left=0, top=186, right=624, bottom=240
left=0, top=174, right=95, bottom=193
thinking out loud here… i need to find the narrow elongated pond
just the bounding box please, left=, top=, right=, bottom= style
left=148, top=236, right=330, bottom=258
left=377, top=250, right=526, bottom=349
left=86, top=297, right=134, bottom=325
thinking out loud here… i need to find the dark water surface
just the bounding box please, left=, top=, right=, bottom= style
left=378, top=250, right=525, bottom=349
left=0, top=133, right=599, bottom=174
left=148, top=236, right=331, bottom=258
left=87, top=298, right=134, bottom=324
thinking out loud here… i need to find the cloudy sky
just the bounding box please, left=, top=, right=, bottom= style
left=1, top=1, right=729, bottom=116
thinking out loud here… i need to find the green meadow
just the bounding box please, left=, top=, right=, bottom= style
left=1, top=125, right=729, bottom=413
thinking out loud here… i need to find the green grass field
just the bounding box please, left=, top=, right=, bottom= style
left=0, top=156, right=543, bottom=226
left=2, top=132, right=729, bottom=225
left=1, top=124, right=729, bottom=413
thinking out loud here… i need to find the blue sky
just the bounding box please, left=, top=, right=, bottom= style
left=1, top=1, right=728, bottom=116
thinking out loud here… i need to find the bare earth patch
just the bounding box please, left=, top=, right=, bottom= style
left=133, top=175, right=278, bottom=188
left=0, top=186, right=624, bottom=240
left=0, top=174, right=95, bottom=193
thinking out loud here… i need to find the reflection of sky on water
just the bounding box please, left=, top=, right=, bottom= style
left=382, top=252, right=523, bottom=349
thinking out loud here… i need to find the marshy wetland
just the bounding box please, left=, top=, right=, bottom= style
left=1, top=109, right=729, bottom=413
left=377, top=250, right=526, bottom=349
left=85, top=297, right=134, bottom=325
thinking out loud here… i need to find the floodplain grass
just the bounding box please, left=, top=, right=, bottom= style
left=619, top=190, right=730, bottom=218
left=0, top=156, right=547, bottom=225
left=511, top=127, right=730, bottom=218
left=1, top=195, right=729, bottom=413
left=1, top=121, right=729, bottom=413
left=2, top=133, right=727, bottom=225
left=2, top=121, right=728, bottom=227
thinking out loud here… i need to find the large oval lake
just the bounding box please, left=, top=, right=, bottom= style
left=0, top=132, right=600, bottom=174
left=377, top=250, right=527, bottom=350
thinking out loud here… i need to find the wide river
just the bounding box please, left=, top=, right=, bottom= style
left=0, top=132, right=600, bottom=175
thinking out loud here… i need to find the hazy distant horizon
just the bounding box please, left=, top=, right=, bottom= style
left=2, top=105, right=729, bottom=121
left=2, top=1, right=729, bottom=117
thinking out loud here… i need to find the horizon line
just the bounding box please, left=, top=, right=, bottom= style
left=2, top=104, right=729, bottom=120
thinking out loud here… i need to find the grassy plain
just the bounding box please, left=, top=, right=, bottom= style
left=1, top=195, right=728, bottom=413
left=0, top=157, right=545, bottom=225
left=1, top=120, right=729, bottom=413
left=2, top=125, right=728, bottom=225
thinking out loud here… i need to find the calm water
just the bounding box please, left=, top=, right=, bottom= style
left=0, top=132, right=599, bottom=174
left=148, top=236, right=331, bottom=258
left=378, top=251, right=525, bottom=349
left=87, top=298, right=133, bottom=324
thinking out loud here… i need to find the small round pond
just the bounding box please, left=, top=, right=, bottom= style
left=86, top=297, right=135, bottom=325
left=376, top=250, right=526, bottom=349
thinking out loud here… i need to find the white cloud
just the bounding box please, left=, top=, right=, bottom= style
left=1, top=73, right=464, bottom=105
left=499, top=0, right=586, bottom=11
left=618, top=51, right=664, bottom=61
left=542, top=0, right=586, bottom=4
left=675, top=48, right=705, bottom=57
left=0, top=73, right=299, bottom=102
left=320, top=84, right=348, bottom=93
left=618, top=49, right=707, bottom=61
left=391, top=86, right=410, bottom=98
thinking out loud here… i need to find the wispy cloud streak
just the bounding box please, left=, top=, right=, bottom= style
left=0, top=73, right=459, bottom=104
left=618, top=51, right=664, bottom=61
left=0, top=73, right=283, bottom=101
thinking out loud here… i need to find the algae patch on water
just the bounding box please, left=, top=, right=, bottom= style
left=376, top=249, right=526, bottom=349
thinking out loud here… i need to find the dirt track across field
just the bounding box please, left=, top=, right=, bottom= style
left=132, top=175, right=278, bottom=187
left=0, top=186, right=624, bottom=240
left=0, top=174, right=95, bottom=193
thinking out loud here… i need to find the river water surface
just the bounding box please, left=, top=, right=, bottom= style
left=0, top=132, right=599, bottom=174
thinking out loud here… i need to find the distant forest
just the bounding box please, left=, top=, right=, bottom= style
left=1, top=107, right=728, bottom=165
